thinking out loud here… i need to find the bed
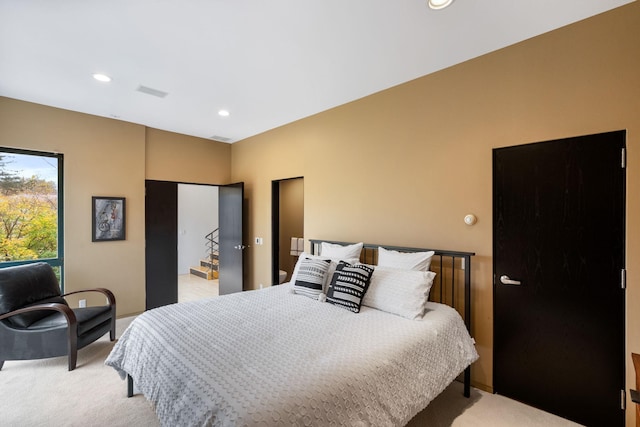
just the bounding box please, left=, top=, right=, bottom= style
left=106, top=240, right=478, bottom=426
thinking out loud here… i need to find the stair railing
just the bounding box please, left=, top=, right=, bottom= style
left=204, top=228, right=219, bottom=275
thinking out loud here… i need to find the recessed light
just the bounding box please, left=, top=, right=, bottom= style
left=428, top=0, right=454, bottom=10
left=93, top=73, right=111, bottom=82
left=218, top=110, right=230, bottom=117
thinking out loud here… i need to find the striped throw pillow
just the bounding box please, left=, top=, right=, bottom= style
left=326, top=262, right=374, bottom=313
left=293, top=257, right=331, bottom=299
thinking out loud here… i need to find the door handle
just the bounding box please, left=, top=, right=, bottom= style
left=500, top=275, right=521, bottom=285
left=234, top=244, right=247, bottom=250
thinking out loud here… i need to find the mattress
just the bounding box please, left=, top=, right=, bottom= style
left=106, top=283, right=478, bottom=426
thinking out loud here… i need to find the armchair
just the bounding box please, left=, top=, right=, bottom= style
left=0, top=262, right=116, bottom=371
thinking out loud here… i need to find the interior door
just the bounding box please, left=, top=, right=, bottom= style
left=219, top=182, right=245, bottom=295
left=145, top=180, right=178, bottom=309
left=493, top=131, right=625, bottom=426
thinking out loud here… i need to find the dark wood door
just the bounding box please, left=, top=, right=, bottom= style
left=218, top=182, right=245, bottom=295
left=493, top=131, right=625, bottom=426
left=145, top=180, right=178, bottom=309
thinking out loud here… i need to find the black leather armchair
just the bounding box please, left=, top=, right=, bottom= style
left=0, top=262, right=116, bottom=371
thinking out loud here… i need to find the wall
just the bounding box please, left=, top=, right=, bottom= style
left=0, top=98, right=232, bottom=318
left=230, top=3, right=640, bottom=422
left=145, top=127, right=231, bottom=185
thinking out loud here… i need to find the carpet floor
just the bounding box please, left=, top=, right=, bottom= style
left=1, top=317, right=581, bottom=427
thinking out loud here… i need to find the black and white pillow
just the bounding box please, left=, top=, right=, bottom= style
left=293, top=257, right=331, bottom=299
left=326, top=262, right=374, bottom=313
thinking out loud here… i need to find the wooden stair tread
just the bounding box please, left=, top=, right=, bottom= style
left=189, top=265, right=219, bottom=280
left=200, top=259, right=219, bottom=271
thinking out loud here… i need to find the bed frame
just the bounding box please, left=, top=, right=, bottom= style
left=310, top=239, right=475, bottom=398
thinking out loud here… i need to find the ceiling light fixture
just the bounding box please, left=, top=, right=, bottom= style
left=428, top=0, right=454, bottom=10
left=218, top=110, right=230, bottom=117
left=92, top=73, right=111, bottom=83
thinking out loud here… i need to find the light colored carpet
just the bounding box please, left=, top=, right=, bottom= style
left=408, top=382, right=581, bottom=427
left=1, top=316, right=581, bottom=427
left=2, top=317, right=158, bottom=427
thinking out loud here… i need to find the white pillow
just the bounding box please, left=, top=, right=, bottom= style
left=290, top=252, right=359, bottom=293
left=377, top=246, right=435, bottom=271
left=362, top=265, right=436, bottom=320
left=321, top=242, right=363, bottom=259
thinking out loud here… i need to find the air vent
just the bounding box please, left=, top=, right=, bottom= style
left=210, top=135, right=232, bottom=143
left=136, top=85, right=168, bottom=98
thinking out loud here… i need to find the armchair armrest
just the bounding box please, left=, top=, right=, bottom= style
left=63, top=288, right=116, bottom=306
left=0, top=303, right=78, bottom=370
left=0, top=302, right=77, bottom=325
left=63, top=288, right=116, bottom=341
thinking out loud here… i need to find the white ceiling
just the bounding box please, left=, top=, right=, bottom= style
left=0, top=0, right=634, bottom=143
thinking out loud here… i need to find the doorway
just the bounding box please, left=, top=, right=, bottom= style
left=177, top=184, right=219, bottom=303
left=493, top=130, right=625, bottom=426
left=145, top=180, right=246, bottom=309
left=271, top=177, right=304, bottom=285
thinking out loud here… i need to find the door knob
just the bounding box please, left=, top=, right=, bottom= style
left=500, top=275, right=521, bottom=285
left=234, top=244, right=247, bottom=250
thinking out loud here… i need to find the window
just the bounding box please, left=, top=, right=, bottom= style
left=0, top=147, right=64, bottom=286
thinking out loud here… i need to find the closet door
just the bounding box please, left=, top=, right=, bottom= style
left=493, top=131, right=625, bottom=426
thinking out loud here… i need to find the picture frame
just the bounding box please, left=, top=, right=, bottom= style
left=92, top=196, right=126, bottom=242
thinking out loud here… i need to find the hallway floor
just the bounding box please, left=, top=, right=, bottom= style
left=178, top=273, right=219, bottom=302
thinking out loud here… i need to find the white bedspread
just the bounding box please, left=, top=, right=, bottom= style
left=106, top=284, right=478, bottom=427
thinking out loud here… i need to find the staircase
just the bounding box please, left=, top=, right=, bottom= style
left=189, top=228, right=219, bottom=280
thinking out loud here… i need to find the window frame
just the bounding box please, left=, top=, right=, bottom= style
left=0, top=147, right=64, bottom=288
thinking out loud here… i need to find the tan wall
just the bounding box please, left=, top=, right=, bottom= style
left=230, top=3, right=640, bottom=422
left=0, top=98, right=231, bottom=318
left=145, top=127, right=231, bottom=184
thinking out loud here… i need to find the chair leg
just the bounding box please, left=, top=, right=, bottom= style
left=0, top=360, right=4, bottom=370
left=68, top=326, right=78, bottom=371
left=68, top=349, right=77, bottom=371
left=110, top=306, right=116, bottom=341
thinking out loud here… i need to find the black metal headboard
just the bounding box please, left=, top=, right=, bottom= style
left=309, top=239, right=475, bottom=397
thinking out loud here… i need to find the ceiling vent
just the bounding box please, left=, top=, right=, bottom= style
left=210, top=135, right=232, bottom=143
left=136, top=85, right=168, bottom=98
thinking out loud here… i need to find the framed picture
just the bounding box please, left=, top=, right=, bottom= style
left=92, top=196, right=126, bottom=241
